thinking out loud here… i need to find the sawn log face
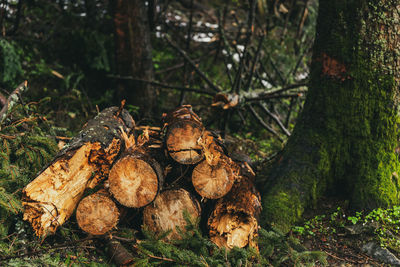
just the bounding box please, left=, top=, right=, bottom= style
left=142, top=188, right=201, bottom=240
left=109, top=146, right=164, bottom=208
left=76, top=190, right=120, bottom=235
left=164, top=105, right=204, bottom=164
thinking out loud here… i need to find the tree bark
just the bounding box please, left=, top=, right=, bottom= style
left=260, top=1, right=400, bottom=232
left=76, top=189, right=120, bottom=235
left=22, top=107, right=134, bottom=237
left=113, top=0, right=156, bottom=117
left=142, top=188, right=201, bottom=241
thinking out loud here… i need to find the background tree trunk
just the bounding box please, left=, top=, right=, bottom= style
left=113, top=0, right=156, bottom=117
left=260, top=1, right=400, bottom=232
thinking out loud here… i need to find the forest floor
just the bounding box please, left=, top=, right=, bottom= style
left=295, top=197, right=390, bottom=266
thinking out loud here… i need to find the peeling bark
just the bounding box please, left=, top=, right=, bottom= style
left=22, top=107, right=134, bottom=237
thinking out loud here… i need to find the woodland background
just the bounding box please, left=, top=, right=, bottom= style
left=0, top=0, right=397, bottom=266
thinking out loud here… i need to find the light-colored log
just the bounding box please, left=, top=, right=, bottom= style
left=142, top=188, right=201, bottom=240
left=109, top=148, right=164, bottom=208
left=22, top=139, right=120, bottom=237
left=164, top=105, right=204, bottom=164
left=76, top=190, right=119, bottom=235
left=192, top=131, right=238, bottom=199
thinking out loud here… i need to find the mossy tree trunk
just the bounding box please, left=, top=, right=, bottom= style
left=260, top=1, right=400, bottom=232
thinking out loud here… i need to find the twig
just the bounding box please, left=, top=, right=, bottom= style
left=246, top=93, right=304, bottom=101
left=0, top=92, right=6, bottom=107
left=258, top=60, right=278, bottom=87
left=280, top=0, right=295, bottom=43
left=244, top=82, right=307, bottom=102
left=179, top=0, right=194, bottom=105
left=268, top=57, right=286, bottom=85
left=285, top=97, right=296, bottom=128
left=244, top=34, right=264, bottom=92
left=164, top=37, right=222, bottom=92
left=156, top=62, right=186, bottom=74
left=218, top=12, right=236, bottom=87
left=289, top=38, right=313, bottom=81
left=0, top=236, right=94, bottom=262
left=108, top=75, right=215, bottom=96
left=258, top=103, right=291, bottom=136
left=146, top=253, right=176, bottom=263
left=0, top=81, right=28, bottom=129
left=247, top=105, right=283, bottom=142
left=232, top=0, right=256, bottom=94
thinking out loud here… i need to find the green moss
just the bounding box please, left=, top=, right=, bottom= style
left=262, top=191, right=303, bottom=233
left=260, top=0, right=400, bottom=231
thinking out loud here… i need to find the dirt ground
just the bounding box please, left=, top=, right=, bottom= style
left=296, top=198, right=389, bottom=266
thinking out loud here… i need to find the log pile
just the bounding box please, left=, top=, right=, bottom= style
left=22, top=104, right=262, bottom=251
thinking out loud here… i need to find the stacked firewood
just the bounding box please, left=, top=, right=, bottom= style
left=22, top=104, right=261, bottom=250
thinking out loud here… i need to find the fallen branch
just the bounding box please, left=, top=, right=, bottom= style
left=258, top=103, right=291, bottom=137
left=244, top=82, right=307, bottom=102
left=108, top=75, right=215, bottom=96
left=247, top=105, right=283, bottom=142
left=0, top=81, right=28, bottom=128
left=0, top=92, right=6, bottom=107
left=165, top=37, right=222, bottom=92
left=0, top=236, right=94, bottom=262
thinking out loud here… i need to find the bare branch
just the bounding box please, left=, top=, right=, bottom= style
left=108, top=75, right=215, bottom=96
left=247, top=104, right=283, bottom=142
left=164, top=37, right=222, bottom=92
left=0, top=81, right=28, bottom=128
left=258, top=103, right=291, bottom=137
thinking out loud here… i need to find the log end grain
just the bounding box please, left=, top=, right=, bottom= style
left=76, top=192, right=120, bottom=235
left=166, top=121, right=203, bottom=164
left=192, top=160, right=235, bottom=199
left=109, top=155, right=159, bottom=208
left=142, top=189, right=201, bottom=240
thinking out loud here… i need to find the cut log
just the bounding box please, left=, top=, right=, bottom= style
left=76, top=190, right=120, bottom=235
left=163, top=105, right=204, bottom=164
left=192, top=131, right=238, bottom=199
left=142, top=188, right=201, bottom=240
left=208, top=177, right=261, bottom=249
left=22, top=106, right=134, bottom=237
left=109, top=132, right=165, bottom=208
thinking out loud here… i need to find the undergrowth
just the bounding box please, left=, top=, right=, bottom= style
left=133, top=212, right=327, bottom=267
left=293, top=205, right=400, bottom=255
left=0, top=97, right=59, bottom=248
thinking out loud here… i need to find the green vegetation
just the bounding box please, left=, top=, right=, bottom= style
left=0, top=99, right=58, bottom=239
left=134, top=213, right=327, bottom=267
left=293, top=205, right=400, bottom=256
